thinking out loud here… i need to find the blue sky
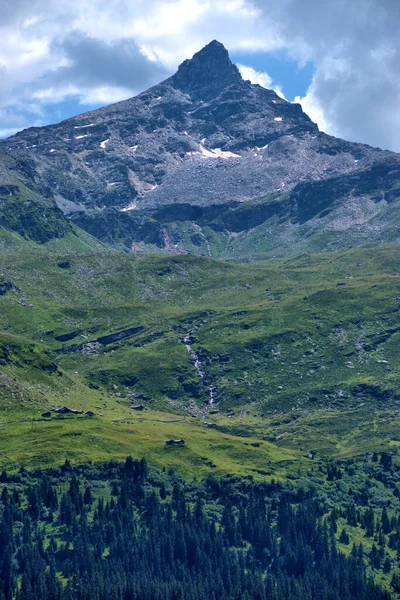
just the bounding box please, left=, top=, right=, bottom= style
left=0, top=0, right=399, bottom=151
left=231, top=50, right=314, bottom=102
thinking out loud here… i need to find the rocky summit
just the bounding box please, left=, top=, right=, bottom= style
left=1, top=40, right=400, bottom=258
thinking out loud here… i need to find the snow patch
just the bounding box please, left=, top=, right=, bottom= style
left=49, top=149, right=56, bottom=153
left=199, top=145, right=241, bottom=159
left=120, top=202, right=138, bottom=212
left=100, top=138, right=109, bottom=149
left=74, top=123, right=94, bottom=129
left=187, top=145, right=241, bottom=159
left=129, top=145, right=138, bottom=151
left=143, top=184, right=159, bottom=193
left=75, top=135, right=88, bottom=139
left=274, top=117, right=283, bottom=122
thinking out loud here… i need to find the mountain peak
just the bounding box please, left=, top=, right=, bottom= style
left=194, top=39, right=231, bottom=60
left=171, top=40, right=243, bottom=100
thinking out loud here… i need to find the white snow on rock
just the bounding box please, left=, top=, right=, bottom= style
left=74, top=123, right=94, bottom=129
left=75, top=135, right=88, bottom=139
left=100, top=139, right=110, bottom=148
left=200, top=145, right=241, bottom=159
left=49, top=149, right=56, bottom=153
left=120, top=202, right=138, bottom=212
left=129, top=145, right=138, bottom=152
left=274, top=117, right=283, bottom=122
left=142, top=184, right=158, bottom=193
left=187, top=145, right=241, bottom=159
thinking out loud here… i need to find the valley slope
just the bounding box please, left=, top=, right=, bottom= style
left=0, top=245, right=399, bottom=473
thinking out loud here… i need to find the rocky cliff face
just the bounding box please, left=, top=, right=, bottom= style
left=1, top=40, right=399, bottom=257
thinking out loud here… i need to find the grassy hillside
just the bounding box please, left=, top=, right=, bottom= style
left=0, top=245, right=399, bottom=473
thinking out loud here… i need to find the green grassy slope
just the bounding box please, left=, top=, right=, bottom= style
left=0, top=245, right=399, bottom=473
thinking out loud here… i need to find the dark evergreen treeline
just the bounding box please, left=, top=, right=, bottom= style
left=0, top=458, right=394, bottom=600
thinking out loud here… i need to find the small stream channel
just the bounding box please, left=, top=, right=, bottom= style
left=183, top=331, right=215, bottom=417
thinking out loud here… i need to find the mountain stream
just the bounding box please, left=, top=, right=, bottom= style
left=183, top=331, right=215, bottom=418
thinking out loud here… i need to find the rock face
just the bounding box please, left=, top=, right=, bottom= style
left=171, top=40, right=243, bottom=100
left=1, top=40, right=400, bottom=258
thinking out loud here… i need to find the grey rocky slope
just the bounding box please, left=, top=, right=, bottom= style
left=1, top=40, right=400, bottom=258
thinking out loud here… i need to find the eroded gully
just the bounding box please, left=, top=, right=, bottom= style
left=183, top=330, right=215, bottom=418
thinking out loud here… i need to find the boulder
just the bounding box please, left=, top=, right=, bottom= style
left=52, top=406, right=83, bottom=414
left=165, top=439, right=185, bottom=446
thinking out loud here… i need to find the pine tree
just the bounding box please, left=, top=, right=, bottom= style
left=339, top=528, right=350, bottom=545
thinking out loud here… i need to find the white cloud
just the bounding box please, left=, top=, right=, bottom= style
left=237, top=64, right=272, bottom=88
left=80, top=86, right=134, bottom=105
left=238, top=63, right=288, bottom=100
left=294, top=93, right=329, bottom=133
left=0, top=127, right=22, bottom=139
left=31, top=85, right=81, bottom=102
left=273, top=88, right=287, bottom=101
